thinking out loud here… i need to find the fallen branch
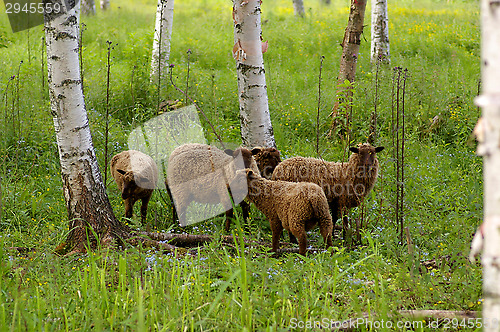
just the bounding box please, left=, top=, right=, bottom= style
left=140, top=232, right=247, bottom=247
left=139, top=232, right=329, bottom=256
left=398, top=310, right=478, bottom=319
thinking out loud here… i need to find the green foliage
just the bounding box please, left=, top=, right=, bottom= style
left=0, top=0, right=484, bottom=329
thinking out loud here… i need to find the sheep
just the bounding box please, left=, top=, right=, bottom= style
left=233, top=168, right=333, bottom=255
left=250, top=146, right=282, bottom=179
left=110, top=150, right=159, bottom=225
left=272, top=143, right=384, bottom=231
left=166, top=143, right=261, bottom=230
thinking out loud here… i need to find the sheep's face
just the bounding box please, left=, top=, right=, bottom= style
left=117, top=169, right=152, bottom=199
left=251, top=147, right=282, bottom=179
left=224, top=147, right=260, bottom=175
left=349, top=144, right=384, bottom=175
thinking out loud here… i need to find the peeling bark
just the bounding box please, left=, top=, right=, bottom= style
left=233, top=0, right=276, bottom=148
left=371, top=0, right=390, bottom=64
left=337, top=0, right=367, bottom=84
left=45, top=1, right=129, bottom=255
left=330, top=0, right=367, bottom=121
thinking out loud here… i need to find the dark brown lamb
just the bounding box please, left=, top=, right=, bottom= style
left=110, top=150, right=159, bottom=225
left=234, top=169, right=333, bottom=255
left=250, top=147, right=282, bottom=179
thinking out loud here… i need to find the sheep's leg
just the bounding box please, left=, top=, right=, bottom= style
left=319, top=224, right=333, bottom=250
left=224, top=190, right=249, bottom=232
left=124, top=198, right=135, bottom=219
left=270, top=219, right=284, bottom=253
left=166, top=185, right=178, bottom=222
left=328, top=200, right=339, bottom=235
left=224, top=201, right=250, bottom=232
left=288, top=231, right=298, bottom=244
left=173, top=192, right=188, bottom=226
left=224, top=209, right=234, bottom=232
left=240, top=200, right=250, bottom=223
left=140, top=195, right=151, bottom=225
left=292, top=230, right=307, bottom=256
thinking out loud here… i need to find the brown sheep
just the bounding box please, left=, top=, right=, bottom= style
left=233, top=169, right=333, bottom=255
left=110, top=150, right=159, bottom=225
left=166, top=143, right=260, bottom=229
left=272, top=143, right=384, bottom=231
left=250, top=147, right=282, bottom=179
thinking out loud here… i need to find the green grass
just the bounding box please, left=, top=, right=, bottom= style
left=0, top=0, right=484, bottom=330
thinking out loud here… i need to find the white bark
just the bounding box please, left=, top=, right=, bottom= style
left=293, top=0, right=305, bottom=17
left=81, top=0, right=96, bottom=15
left=150, top=0, right=175, bottom=81
left=474, top=0, right=500, bottom=328
left=45, top=1, right=121, bottom=253
left=100, top=0, right=110, bottom=10
left=232, top=0, right=276, bottom=148
left=370, top=0, right=390, bottom=63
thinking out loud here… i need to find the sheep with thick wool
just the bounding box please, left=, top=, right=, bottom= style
left=272, top=143, right=384, bottom=228
left=250, top=146, right=282, bottom=179
left=234, top=168, right=333, bottom=255
left=166, top=143, right=261, bottom=230
left=110, top=150, right=159, bottom=225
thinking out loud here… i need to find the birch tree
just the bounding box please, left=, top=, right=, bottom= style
left=100, top=0, right=110, bottom=10
left=81, top=0, right=96, bottom=16
left=370, top=0, right=390, bottom=64
left=293, top=0, right=305, bottom=17
left=330, top=0, right=367, bottom=121
left=44, top=1, right=129, bottom=254
left=151, top=0, right=175, bottom=81
left=232, top=0, right=276, bottom=148
left=472, top=0, right=500, bottom=326
left=337, top=0, right=367, bottom=87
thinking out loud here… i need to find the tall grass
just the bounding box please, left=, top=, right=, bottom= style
left=0, top=0, right=484, bottom=329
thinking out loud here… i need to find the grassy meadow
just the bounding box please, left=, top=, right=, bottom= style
left=0, top=0, right=483, bottom=330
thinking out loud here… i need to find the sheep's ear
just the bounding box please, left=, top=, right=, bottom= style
left=251, top=147, right=262, bottom=155
left=375, top=146, right=385, bottom=153
left=224, top=149, right=234, bottom=156
left=349, top=147, right=359, bottom=154
left=246, top=169, right=255, bottom=178
left=117, top=169, right=127, bottom=175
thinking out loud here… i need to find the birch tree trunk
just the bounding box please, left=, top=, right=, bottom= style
left=150, top=0, right=175, bottom=82
left=44, top=1, right=129, bottom=254
left=293, top=0, right=305, bottom=17
left=370, top=0, right=390, bottom=64
left=337, top=0, right=367, bottom=85
left=330, top=0, right=367, bottom=119
left=232, top=0, right=276, bottom=148
left=81, top=0, right=96, bottom=16
left=475, top=0, right=500, bottom=326
left=100, top=0, right=110, bottom=11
